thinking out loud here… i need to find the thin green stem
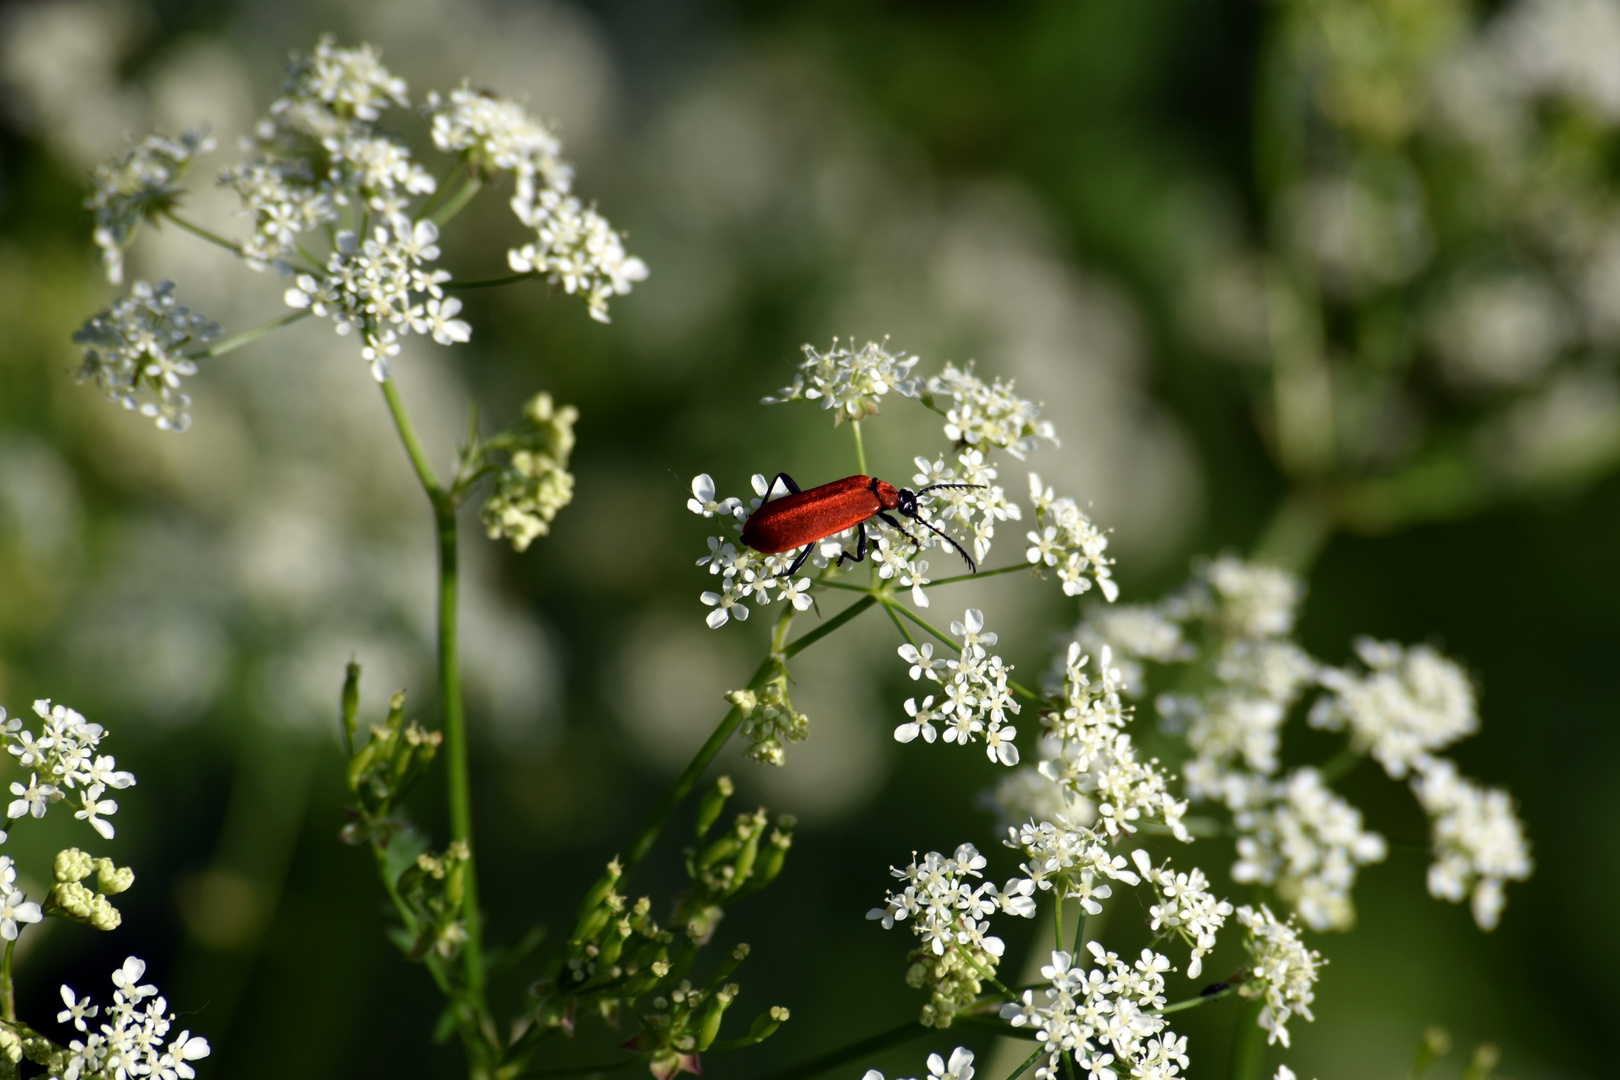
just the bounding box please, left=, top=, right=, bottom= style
left=1251, top=488, right=1334, bottom=575
left=446, top=270, right=543, bottom=291
left=1004, top=1045, right=1046, bottom=1080
left=888, top=602, right=958, bottom=652
left=851, top=420, right=868, bottom=476
left=381, top=379, right=445, bottom=496
left=162, top=211, right=242, bottom=254
left=953, top=940, right=1016, bottom=1002
left=1229, top=998, right=1267, bottom=1080
left=1052, top=893, right=1065, bottom=956
left=930, top=563, right=1033, bottom=587
left=1154, top=983, right=1239, bottom=1016
left=813, top=578, right=871, bottom=593
left=187, top=310, right=311, bottom=360
left=1317, top=746, right=1362, bottom=784
left=415, top=161, right=469, bottom=223
left=432, top=175, right=485, bottom=227
left=619, top=596, right=875, bottom=879
left=1, top=939, right=14, bottom=1023
left=753, top=1020, right=928, bottom=1080
left=883, top=603, right=919, bottom=647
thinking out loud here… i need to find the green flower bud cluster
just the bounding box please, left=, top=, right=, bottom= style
left=46, top=848, right=134, bottom=932
left=726, top=668, right=808, bottom=766
left=481, top=392, right=578, bottom=553
left=538, top=778, right=793, bottom=1074
left=340, top=668, right=443, bottom=837
left=395, top=840, right=471, bottom=960
left=0, top=1024, right=22, bottom=1065
left=905, top=941, right=999, bottom=1029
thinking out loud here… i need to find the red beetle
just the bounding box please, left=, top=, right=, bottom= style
left=740, top=473, right=982, bottom=578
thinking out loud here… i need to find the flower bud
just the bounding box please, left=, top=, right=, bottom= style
left=341, top=660, right=362, bottom=751
left=0, top=1027, right=21, bottom=1065
left=95, top=859, right=135, bottom=895
left=694, top=776, right=734, bottom=840
left=88, top=894, right=122, bottom=931
left=54, top=848, right=94, bottom=884
left=50, top=881, right=95, bottom=918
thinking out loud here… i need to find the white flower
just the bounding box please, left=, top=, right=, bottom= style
left=1235, top=905, right=1321, bottom=1048
left=0, top=881, right=42, bottom=940
left=763, top=338, right=921, bottom=423
left=58, top=985, right=99, bottom=1032
left=1131, top=850, right=1234, bottom=979
left=1411, top=758, right=1533, bottom=930
left=7, top=773, right=56, bottom=819
left=1311, top=639, right=1478, bottom=779
left=701, top=587, right=749, bottom=629
left=895, top=697, right=939, bottom=744
left=1024, top=477, right=1116, bottom=601
left=688, top=474, right=743, bottom=519
left=87, top=130, right=214, bottom=284
left=899, top=643, right=946, bottom=682
left=75, top=786, right=120, bottom=840
left=926, top=1047, right=975, bottom=1080
left=928, top=363, right=1058, bottom=459
left=72, top=281, right=219, bottom=432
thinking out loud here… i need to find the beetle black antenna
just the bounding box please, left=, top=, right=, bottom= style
left=915, top=482, right=987, bottom=496
left=914, top=516, right=978, bottom=573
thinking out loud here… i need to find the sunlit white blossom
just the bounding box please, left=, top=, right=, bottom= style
left=72, top=281, right=220, bottom=432
left=1410, top=758, right=1533, bottom=930
left=763, top=338, right=921, bottom=423
left=1311, top=639, right=1478, bottom=779
left=1235, top=905, right=1321, bottom=1048
left=87, top=130, right=214, bottom=284
left=927, top=363, right=1058, bottom=459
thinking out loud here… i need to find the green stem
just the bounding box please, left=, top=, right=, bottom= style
left=1, top=939, right=14, bottom=1023
left=851, top=419, right=868, bottom=476
left=1004, top=1045, right=1046, bottom=1080
left=618, top=594, right=877, bottom=880
left=753, top=1020, right=928, bottom=1080
left=883, top=603, right=919, bottom=647
left=1229, top=998, right=1267, bottom=1080
left=1052, top=893, right=1065, bottom=957
left=187, top=310, right=311, bottom=360
left=378, top=378, right=489, bottom=1038
left=446, top=270, right=543, bottom=291
left=162, top=211, right=242, bottom=254
left=1317, top=746, right=1362, bottom=784
left=1155, top=983, right=1239, bottom=1015
left=929, top=563, right=1033, bottom=587
left=432, top=175, right=485, bottom=227
left=415, top=161, right=469, bottom=223
left=1251, top=488, right=1334, bottom=575
left=888, top=602, right=959, bottom=652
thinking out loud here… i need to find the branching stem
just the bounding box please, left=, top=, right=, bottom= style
left=187, top=311, right=311, bottom=360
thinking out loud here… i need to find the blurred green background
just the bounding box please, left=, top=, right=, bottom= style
left=0, top=0, right=1613, bottom=1077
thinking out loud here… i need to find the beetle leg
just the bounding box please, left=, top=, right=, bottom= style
left=765, top=472, right=802, bottom=500
left=877, top=512, right=922, bottom=554
left=836, top=523, right=870, bottom=568
left=779, top=543, right=814, bottom=579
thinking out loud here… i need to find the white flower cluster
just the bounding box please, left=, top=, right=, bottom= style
left=72, top=281, right=220, bottom=433
left=284, top=219, right=467, bottom=381
left=1235, top=905, right=1322, bottom=1048
left=1229, top=768, right=1387, bottom=932
left=910, top=452, right=1022, bottom=566
left=926, top=362, right=1058, bottom=460
left=1027, top=474, right=1117, bottom=601
left=1038, top=645, right=1190, bottom=841
left=56, top=957, right=211, bottom=1080
left=2, top=700, right=135, bottom=840
left=1002, top=819, right=1140, bottom=916
left=763, top=339, right=922, bottom=423
left=87, top=130, right=214, bottom=285
left=895, top=610, right=1022, bottom=766
left=223, top=36, right=428, bottom=270
left=999, top=945, right=1185, bottom=1080
left=867, top=844, right=1034, bottom=953
left=1072, top=604, right=1189, bottom=696
left=862, top=1046, right=977, bottom=1080
left=691, top=474, right=812, bottom=628
left=424, top=82, right=647, bottom=323
left=1311, top=638, right=1478, bottom=780
left=1410, top=758, right=1533, bottom=930
left=1130, top=850, right=1234, bottom=979
left=0, top=856, right=42, bottom=941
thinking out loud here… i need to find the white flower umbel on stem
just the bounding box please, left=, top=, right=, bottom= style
left=1410, top=757, right=1532, bottom=930
left=284, top=219, right=464, bottom=381
left=1026, top=474, right=1117, bottom=600
left=1235, top=904, right=1322, bottom=1048
left=57, top=957, right=212, bottom=1080
left=72, top=281, right=220, bottom=432
left=1130, top=850, right=1234, bottom=979
left=1311, top=639, right=1479, bottom=780
left=998, top=943, right=1183, bottom=1080
left=763, top=338, right=921, bottom=423
left=926, top=362, right=1057, bottom=460
left=1230, top=768, right=1387, bottom=932
left=2, top=700, right=135, bottom=838
left=895, top=610, right=1021, bottom=766
left=88, top=130, right=214, bottom=284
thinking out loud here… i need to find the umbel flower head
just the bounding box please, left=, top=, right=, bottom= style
left=72, top=281, right=220, bottom=432
left=54, top=957, right=211, bottom=1080
left=482, top=392, right=580, bottom=552
left=87, top=130, right=213, bottom=285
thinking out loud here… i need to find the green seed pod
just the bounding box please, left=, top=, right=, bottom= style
left=694, top=988, right=734, bottom=1052
left=694, top=776, right=734, bottom=840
